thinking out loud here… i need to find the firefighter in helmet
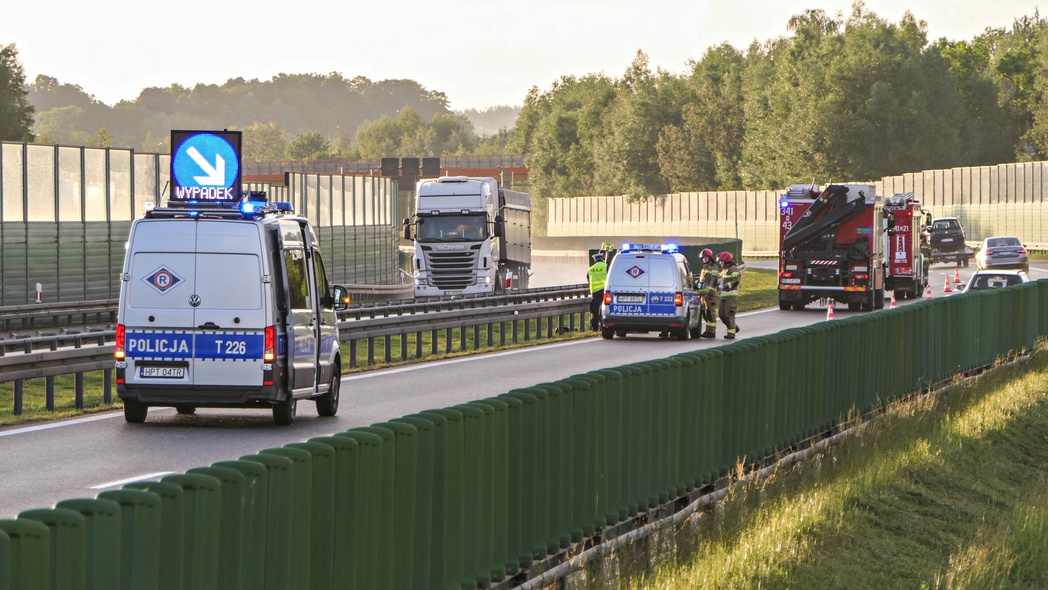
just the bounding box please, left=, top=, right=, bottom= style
left=697, top=248, right=720, bottom=338
left=587, top=249, right=609, bottom=331
left=717, top=251, right=742, bottom=339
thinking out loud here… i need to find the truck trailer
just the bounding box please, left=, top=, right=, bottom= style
left=778, top=183, right=887, bottom=311
left=404, top=176, right=531, bottom=297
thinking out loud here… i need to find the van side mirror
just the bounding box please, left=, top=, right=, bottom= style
left=332, top=285, right=350, bottom=310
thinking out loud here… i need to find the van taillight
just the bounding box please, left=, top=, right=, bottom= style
left=603, top=291, right=612, bottom=305
left=674, top=292, right=683, bottom=306
left=264, top=326, right=276, bottom=362
left=115, top=324, right=125, bottom=360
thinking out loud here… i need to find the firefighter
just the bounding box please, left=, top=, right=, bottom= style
left=587, top=250, right=608, bottom=331
left=717, top=251, right=742, bottom=339
left=697, top=248, right=720, bottom=338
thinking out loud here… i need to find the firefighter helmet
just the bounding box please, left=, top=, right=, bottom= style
left=717, top=251, right=733, bottom=264
left=701, top=248, right=713, bottom=261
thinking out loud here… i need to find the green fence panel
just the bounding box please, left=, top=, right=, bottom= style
left=672, top=352, right=703, bottom=490
left=514, top=385, right=557, bottom=556
left=583, top=370, right=610, bottom=527
left=345, top=426, right=396, bottom=590
left=184, top=467, right=244, bottom=590
left=123, top=481, right=183, bottom=590
left=159, top=473, right=222, bottom=590
left=95, top=489, right=161, bottom=590
left=415, top=408, right=463, bottom=590
left=490, top=395, right=525, bottom=576
left=530, top=381, right=570, bottom=549
left=373, top=421, right=419, bottom=590
left=0, top=529, right=8, bottom=590
left=210, top=460, right=268, bottom=590
left=238, top=453, right=295, bottom=590
left=258, top=447, right=313, bottom=590
left=557, top=376, right=589, bottom=540
left=615, top=364, right=644, bottom=514
left=391, top=415, right=436, bottom=588
left=53, top=498, right=121, bottom=590
left=590, top=368, right=628, bottom=523
left=410, top=412, right=448, bottom=590
left=450, top=403, right=489, bottom=589
left=470, top=398, right=511, bottom=583
left=334, top=430, right=383, bottom=590
left=0, top=519, right=50, bottom=590
left=286, top=441, right=338, bottom=590
left=497, top=390, right=538, bottom=569
left=17, top=508, right=85, bottom=590
left=306, top=436, right=361, bottom=590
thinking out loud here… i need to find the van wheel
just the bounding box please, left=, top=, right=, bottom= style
left=124, top=400, right=147, bottom=424
left=601, top=326, right=615, bottom=339
left=273, top=396, right=297, bottom=426
left=316, top=365, right=341, bottom=417
left=175, top=405, right=196, bottom=415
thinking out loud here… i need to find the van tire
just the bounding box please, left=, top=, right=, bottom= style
left=316, top=364, right=340, bottom=417
left=124, top=400, right=147, bottom=424
left=273, top=396, right=297, bottom=426
left=601, top=326, right=615, bottom=339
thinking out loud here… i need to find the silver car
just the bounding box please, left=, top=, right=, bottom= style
left=975, top=236, right=1029, bottom=273
left=959, top=269, right=1030, bottom=292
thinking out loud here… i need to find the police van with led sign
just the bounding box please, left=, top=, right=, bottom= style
left=115, top=185, right=349, bottom=426
left=599, top=243, right=702, bottom=340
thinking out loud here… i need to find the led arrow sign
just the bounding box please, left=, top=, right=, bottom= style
left=169, top=130, right=242, bottom=202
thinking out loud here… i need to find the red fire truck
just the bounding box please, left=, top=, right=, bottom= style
left=778, top=183, right=886, bottom=311
left=883, top=193, right=931, bottom=299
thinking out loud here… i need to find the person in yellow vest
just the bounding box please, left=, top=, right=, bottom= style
left=717, top=251, right=742, bottom=339
left=587, top=251, right=608, bottom=331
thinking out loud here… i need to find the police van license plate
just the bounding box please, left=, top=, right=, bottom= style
left=617, top=295, right=645, bottom=303
left=139, top=366, right=186, bottom=379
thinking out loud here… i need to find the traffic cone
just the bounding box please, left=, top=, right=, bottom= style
left=943, top=275, right=952, bottom=293
left=826, top=301, right=835, bottom=320
left=889, top=292, right=897, bottom=309
left=953, top=268, right=961, bottom=283
left=924, top=283, right=933, bottom=300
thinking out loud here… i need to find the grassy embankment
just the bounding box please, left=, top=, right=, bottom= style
left=563, top=345, right=1048, bottom=589
left=0, top=269, right=778, bottom=426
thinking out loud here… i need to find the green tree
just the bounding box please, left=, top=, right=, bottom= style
left=354, top=114, right=401, bottom=157
left=0, top=43, right=35, bottom=141
left=284, top=131, right=331, bottom=160
left=240, top=121, right=287, bottom=161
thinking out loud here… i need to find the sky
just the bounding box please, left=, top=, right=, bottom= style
left=1, top=0, right=1042, bottom=112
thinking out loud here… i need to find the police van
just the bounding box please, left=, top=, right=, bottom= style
left=115, top=192, right=348, bottom=425
left=599, top=243, right=702, bottom=340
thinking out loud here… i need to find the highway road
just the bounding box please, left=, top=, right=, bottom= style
left=1, top=259, right=1045, bottom=518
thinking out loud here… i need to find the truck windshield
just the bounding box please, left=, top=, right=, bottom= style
left=417, top=215, right=487, bottom=242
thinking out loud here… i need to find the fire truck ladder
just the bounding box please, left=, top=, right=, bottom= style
left=782, top=184, right=868, bottom=252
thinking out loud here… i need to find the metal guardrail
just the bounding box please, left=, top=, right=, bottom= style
left=0, top=287, right=591, bottom=415
left=0, top=299, right=118, bottom=333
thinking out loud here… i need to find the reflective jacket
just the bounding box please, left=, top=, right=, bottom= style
left=698, top=260, right=721, bottom=294
left=588, top=261, right=607, bottom=293
left=719, top=262, right=741, bottom=297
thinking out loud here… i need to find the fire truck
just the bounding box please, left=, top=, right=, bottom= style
left=778, top=183, right=887, bottom=311
left=883, top=193, right=931, bottom=299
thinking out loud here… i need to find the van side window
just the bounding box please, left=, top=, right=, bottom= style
left=284, top=248, right=309, bottom=309
left=313, top=249, right=331, bottom=308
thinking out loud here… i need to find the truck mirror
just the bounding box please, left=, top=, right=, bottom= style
left=494, top=221, right=505, bottom=238
left=402, top=217, right=412, bottom=240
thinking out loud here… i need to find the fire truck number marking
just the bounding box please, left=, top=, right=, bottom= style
left=782, top=220, right=794, bottom=231
left=895, top=234, right=907, bottom=261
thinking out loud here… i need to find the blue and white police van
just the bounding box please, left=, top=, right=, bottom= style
left=599, top=243, right=702, bottom=340
left=115, top=192, right=348, bottom=425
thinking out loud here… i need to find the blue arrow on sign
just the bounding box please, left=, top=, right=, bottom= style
left=171, top=132, right=241, bottom=201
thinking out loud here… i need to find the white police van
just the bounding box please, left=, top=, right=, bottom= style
left=599, top=243, right=702, bottom=340
left=115, top=192, right=348, bottom=425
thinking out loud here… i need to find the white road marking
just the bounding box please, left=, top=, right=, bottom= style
left=0, top=412, right=125, bottom=437
left=90, top=472, right=177, bottom=490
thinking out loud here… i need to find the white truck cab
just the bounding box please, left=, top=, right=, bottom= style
left=115, top=193, right=348, bottom=425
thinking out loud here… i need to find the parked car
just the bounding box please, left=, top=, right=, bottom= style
left=927, top=217, right=970, bottom=267
left=974, top=236, right=1029, bottom=272
left=959, top=269, right=1030, bottom=292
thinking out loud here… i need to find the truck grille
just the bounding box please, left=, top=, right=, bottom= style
left=424, top=249, right=479, bottom=290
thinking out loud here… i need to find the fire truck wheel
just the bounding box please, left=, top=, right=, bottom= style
left=849, top=301, right=862, bottom=312
left=874, top=289, right=885, bottom=309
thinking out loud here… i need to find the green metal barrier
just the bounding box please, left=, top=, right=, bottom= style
left=470, top=399, right=511, bottom=583
left=0, top=529, right=9, bottom=590
left=209, top=460, right=267, bottom=590
left=373, top=421, right=419, bottom=590
left=415, top=408, right=462, bottom=590
left=0, top=519, right=49, bottom=590
left=238, top=452, right=295, bottom=590
left=334, top=430, right=383, bottom=590
left=344, top=426, right=395, bottom=590
left=53, top=498, right=121, bottom=590
left=392, top=415, right=436, bottom=588
left=17, top=508, right=85, bottom=590
left=160, top=473, right=222, bottom=590
left=306, top=436, right=361, bottom=590
left=286, top=441, right=338, bottom=590
left=95, top=489, right=161, bottom=590
left=123, top=480, right=183, bottom=590
left=409, top=412, right=447, bottom=590
left=497, top=390, right=538, bottom=568
left=182, top=467, right=244, bottom=590
left=258, top=447, right=313, bottom=590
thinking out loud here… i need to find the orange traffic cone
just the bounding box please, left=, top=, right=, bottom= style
left=943, top=275, right=952, bottom=293
left=924, top=283, right=933, bottom=300
left=953, top=268, right=962, bottom=283
left=889, top=292, right=897, bottom=309
left=826, top=301, right=835, bottom=320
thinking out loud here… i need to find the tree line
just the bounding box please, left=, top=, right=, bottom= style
left=1, top=4, right=1047, bottom=199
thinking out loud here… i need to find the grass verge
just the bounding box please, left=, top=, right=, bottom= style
left=0, top=269, right=778, bottom=426
left=567, top=345, right=1048, bottom=589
